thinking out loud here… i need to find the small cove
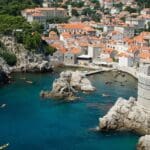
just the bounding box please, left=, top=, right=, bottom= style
left=0, top=71, right=139, bottom=150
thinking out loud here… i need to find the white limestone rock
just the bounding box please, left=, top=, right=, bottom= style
left=40, top=71, right=96, bottom=100
left=99, top=97, right=150, bottom=135
left=0, top=57, right=10, bottom=74
left=0, top=57, right=9, bottom=84
left=137, top=135, right=150, bottom=150
left=0, top=36, right=52, bottom=73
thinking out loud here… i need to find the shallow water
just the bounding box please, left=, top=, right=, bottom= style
left=0, top=71, right=139, bottom=150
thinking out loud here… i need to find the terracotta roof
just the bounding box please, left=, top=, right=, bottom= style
left=118, top=52, right=129, bottom=57
left=70, top=47, right=81, bottom=54
left=128, top=45, right=140, bottom=53
left=31, top=12, right=44, bottom=17
left=61, top=32, right=72, bottom=38
left=103, top=48, right=113, bottom=54
left=139, top=52, right=150, bottom=60
left=51, top=43, right=67, bottom=54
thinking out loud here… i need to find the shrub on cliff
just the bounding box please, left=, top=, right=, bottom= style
left=0, top=52, right=17, bottom=66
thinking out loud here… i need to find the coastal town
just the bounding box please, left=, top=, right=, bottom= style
left=0, top=0, right=150, bottom=150
left=21, top=0, right=150, bottom=71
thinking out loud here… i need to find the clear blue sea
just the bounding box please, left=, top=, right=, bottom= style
left=0, top=71, right=139, bottom=150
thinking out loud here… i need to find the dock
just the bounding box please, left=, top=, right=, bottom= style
left=84, top=68, right=114, bottom=76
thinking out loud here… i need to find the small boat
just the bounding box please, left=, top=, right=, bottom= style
left=88, top=126, right=99, bottom=132
left=0, top=143, right=9, bottom=150
left=0, top=104, right=6, bottom=108
left=26, top=80, right=33, bottom=84
left=102, top=93, right=110, bottom=97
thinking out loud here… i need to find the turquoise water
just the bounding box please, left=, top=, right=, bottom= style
left=0, top=71, right=139, bottom=150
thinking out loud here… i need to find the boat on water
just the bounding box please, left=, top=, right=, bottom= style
left=0, top=104, right=6, bottom=108
left=0, top=143, right=9, bottom=150
left=102, top=93, right=110, bottom=97
left=26, top=81, right=33, bottom=84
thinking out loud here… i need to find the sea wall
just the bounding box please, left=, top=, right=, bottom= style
left=113, top=64, right=138, bottom=79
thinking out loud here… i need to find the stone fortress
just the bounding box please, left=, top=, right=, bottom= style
left=138, top=64, right=150, bottom=109
left=99, top=63, right=150, bottom=150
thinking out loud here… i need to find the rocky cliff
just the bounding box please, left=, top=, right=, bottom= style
left=99, top=97, right=150, bottom=135
left=0, top=58, right=9, bottom=85
left=0, top=36, right=52, bottom=73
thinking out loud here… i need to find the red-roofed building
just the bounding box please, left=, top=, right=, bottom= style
left=21, top=7, right=67, bottom=24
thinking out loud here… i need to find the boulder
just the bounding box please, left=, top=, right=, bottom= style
left=99, top=97, right=150, bottom=135
left=137, top=135, right=150, bottom=150
left=40, top=71, right=96, bottom=100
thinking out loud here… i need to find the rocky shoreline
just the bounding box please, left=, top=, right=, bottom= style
left=99, top=64, right=150, bottom=150
left=40, top=71, right=96, bottom=101
left=0, top=69, right=9, bottom=85
left=99, top=97, right=150, bottom=135
left=0, top=36, right=53, bottom=84
left=137, top=135, right=150, bottom=150
left=0, top=58, right=10, bottom=85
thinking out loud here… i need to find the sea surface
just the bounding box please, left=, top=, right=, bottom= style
left=0, top=70, right=139, bottom=150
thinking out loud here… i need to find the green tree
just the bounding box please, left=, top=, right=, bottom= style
left=23, top=32, right=41, bottom=50
left=0, top=51, right=17, bottom=66
left=31, top=21, right=43, bottom=33
left=72, top=9, right=79, bottom=17
left=124, top=6, right=137, bottom=13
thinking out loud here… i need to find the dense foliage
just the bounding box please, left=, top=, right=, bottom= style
left=0, top=42, right=17, bottom=66
left=65, top=0, right=84, bottom=8
left=47, top=17, right=70, bottom=23
left=0, top=0, right=40, bottom=16
left=0, top=52, right=17, bottom=66
left=0, top=0, right=47, bottom=53
left=0, top=15, right=31, bottom=35
left=82, top=8, right=101, bottom=22
left=137, top=0, right=150, bottom=9
left=42, top=41, right=56, bottom=56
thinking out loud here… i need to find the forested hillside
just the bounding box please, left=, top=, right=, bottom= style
left=0, top=0, right=55, bottom=61
left=0, top=0, right=41, bottom=15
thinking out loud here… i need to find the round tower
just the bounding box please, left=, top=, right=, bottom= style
left=138, top=64, right=150, bottom=109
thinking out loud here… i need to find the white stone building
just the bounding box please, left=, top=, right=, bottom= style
left=114, top=26, right=135, bottom=38
left=118, top=55, right=134, bottom=67
left=22, top=7, right=67, bottom=24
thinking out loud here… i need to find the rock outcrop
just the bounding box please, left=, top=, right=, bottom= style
left=0, top=58, right=9, bottom=85
left=0, top=36, right=52, bottom=73
left=40, top=71, right=96, bottom=100
left=137, top=135, right=150, bottom=150
left=11, top=51, right=52, bottom=72
left=99, top=97, right=150, bottom=135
